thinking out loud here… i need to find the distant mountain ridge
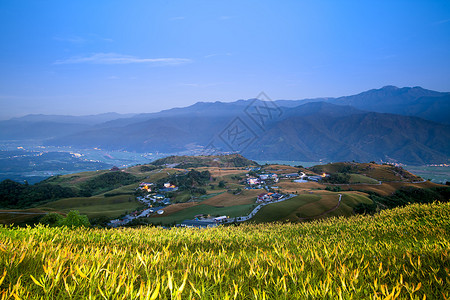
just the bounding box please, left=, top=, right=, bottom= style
left=0, top=112, right=136, bottom=140
left=327, top=86, right=450, bottom=124
left=1, top=86, right=449, bottom=165
left=10, top=112, right=136, bottom=125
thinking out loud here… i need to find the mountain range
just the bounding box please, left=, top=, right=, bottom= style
left=1, top=86, right=449, bottom=165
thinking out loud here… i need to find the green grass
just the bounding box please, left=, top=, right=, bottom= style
left=0, top=202, right=449, bottom=299
left=102, top=183, right=139, bottom=196
left=170, top=190, right=192, bottom=203
left=198, top=191, right=226, bottom=200
left=43, top=170, right=110, bottom=188
left=321, top=193, right=373, bottom=218
left=147, top=203, right=256, bottom=225
left=253, top=192, right=373, bottom=222
left=349, top=173, right=380, bottom=184
left=38, top=195, right=142, bottom=218
left=252, top=195, right=321, bottom=222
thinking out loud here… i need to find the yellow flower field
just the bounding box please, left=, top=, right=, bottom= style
left=1, top=202, right=449, bottom=299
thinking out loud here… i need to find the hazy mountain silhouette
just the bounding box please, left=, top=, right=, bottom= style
left=2, top=86, right=448, bottom=164
left=44, top=97, right=450, bottom=164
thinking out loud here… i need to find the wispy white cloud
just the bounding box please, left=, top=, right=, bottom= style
left=169, top=16, right=185, bottom=21
left=219, top=16, right=234, bottom=20
left=204, top=52, right=232, bottom=58
left=54, top=35, right=114, bottom=44
left=433, top=18, right=450, bottom=25
left=179, top=82, right=229, bottom=88
left=53, top=35, right=87, bottom=44
left=54, top=53, right=192, bottom=65
left=180, top=83, right=200, bottom=87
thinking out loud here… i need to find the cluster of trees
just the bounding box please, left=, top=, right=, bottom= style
left=0, top=179, right=77, bottom=208
left=325, top=186, right=342, bottom=192
left=222, top=155, right=255, bottom=167
left=79, top=172, right=138, bottom=196
left=40, top=210, right=90, bottom=227
left=354, top=186, right=450, bottom=215
left=310, top=164, right=355, bottom=175
left=158, top=169, right=211, bottom=195
left=231, top=175, right=243, bottom=181
left=0, top=171, right=141, bottom=208
left=139, top=165, right=160, bottom=172
left=321, top=173, right=351, bottom=184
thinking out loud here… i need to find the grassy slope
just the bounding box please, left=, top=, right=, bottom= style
left=148, top=203, right=256, bottom=224
left=0, top=202, right=449, bottom=299
left=310, top=162, right=422, bottom=182
left=349, top=173, right=380, bottom=184
left=252, top=194, right=321, bottom=222
left=38, top=195, right=142, bottom=218
left=43, top=170, right=110, bottom=189
left=201, top=190, right=260, bottom=207
left=253, top=192, right=373, bottom=223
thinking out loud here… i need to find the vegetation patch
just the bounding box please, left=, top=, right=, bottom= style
left=38, top=195, right=141, bottom=219
left=152, top=154, right=257, bottom=168
left=79, top=172, right=139, bottom=196
left=0, top=179, right=77, bottom=208
left=348, top=173, right=380, bottom=184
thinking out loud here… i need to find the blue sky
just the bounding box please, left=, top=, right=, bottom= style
left=0, top=0, right=449, bottom=119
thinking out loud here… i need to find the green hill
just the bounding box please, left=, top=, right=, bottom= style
left=309, top=162, right=422, bottom=182
left=151, top=153, right=257, bottom=168
left=1, top=202, right=449, bottom=299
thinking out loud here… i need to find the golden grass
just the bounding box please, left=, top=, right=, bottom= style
left=153, top=202, right=199, bottom=216
left=201, top=190, right=260, bottom=207
left=292, top=194, right=339, bottom=218
left=1, top=202, right=449, bottom=299
left=277, top=181, right=324, bottom=193
left=263, top=164, right=301, bottom=174
left=194, top=167, right=247, bottom=178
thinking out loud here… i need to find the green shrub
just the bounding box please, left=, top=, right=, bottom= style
left=59, top=210, right=90, bottom=227
left=39, top=213, right=64, bottom=227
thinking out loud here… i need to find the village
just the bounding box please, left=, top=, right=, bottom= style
left=108, top=167, right=330, bottom=227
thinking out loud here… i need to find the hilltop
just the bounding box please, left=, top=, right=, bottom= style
left=150, top=154, right=257, bottom=168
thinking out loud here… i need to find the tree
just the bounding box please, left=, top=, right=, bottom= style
left=218, top=181, right=226, bottom=188
left=40, top=213, right=64, bottom=227
left=59, top=210, right=90, bottom=227
left=322, top=173, right=350, bottom=184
